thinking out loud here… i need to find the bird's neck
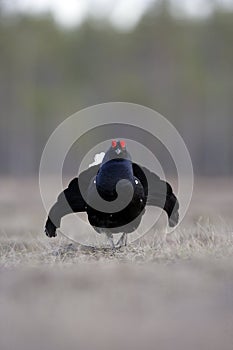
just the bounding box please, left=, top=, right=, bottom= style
left=96, top=159, right=134, bottom=193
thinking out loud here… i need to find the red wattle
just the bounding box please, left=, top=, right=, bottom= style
left=112, top=140, right=117, bottom=148
left=120, top=140, right=126, bottom=149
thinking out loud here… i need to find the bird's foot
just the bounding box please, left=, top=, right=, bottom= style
left=116, top=233, right=127, bottom=249
left=105, top=233, right=116, bottom=251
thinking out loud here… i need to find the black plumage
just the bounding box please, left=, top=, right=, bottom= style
left=45, top=140, right=179, bottom=247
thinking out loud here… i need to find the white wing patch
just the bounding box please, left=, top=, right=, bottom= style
left=88, top=152, right=105, bottom=168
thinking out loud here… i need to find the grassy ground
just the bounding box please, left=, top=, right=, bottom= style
left=1, top=222, right=233, bottom=266
left=0, top=177, right=233, bottom=350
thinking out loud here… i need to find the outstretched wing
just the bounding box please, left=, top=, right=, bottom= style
left=132, top=163, right=179, bottom=227
left=45, top=165, right=100, bottom=237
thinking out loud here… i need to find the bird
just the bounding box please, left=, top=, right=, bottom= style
left=45, top=140, right=179, bottom=249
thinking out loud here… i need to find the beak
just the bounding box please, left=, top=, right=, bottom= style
left=115, top=148, right=122, bottom=155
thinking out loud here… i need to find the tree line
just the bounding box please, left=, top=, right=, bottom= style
left=0, top=1, right=233, bottom=175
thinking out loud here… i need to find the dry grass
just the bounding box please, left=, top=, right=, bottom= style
left=0, top=177, right=233, bottom=350
left=1, top=222, right=233, bottom=267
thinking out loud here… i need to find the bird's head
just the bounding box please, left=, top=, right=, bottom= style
left=102, top=139, right=132, bottom=163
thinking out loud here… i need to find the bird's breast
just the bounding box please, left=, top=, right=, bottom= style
left=96, top=159, right=134, bottom=195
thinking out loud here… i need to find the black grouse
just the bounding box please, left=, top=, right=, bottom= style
left=45, top=140, right=179, bottom=248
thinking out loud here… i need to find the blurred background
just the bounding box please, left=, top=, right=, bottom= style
left=0, top=0, right=233, bottom=177
left=0, top=0, right=233, bottom=235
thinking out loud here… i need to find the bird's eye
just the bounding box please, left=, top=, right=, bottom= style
left=112, top=140, right=117, bottom=148
left=120, top=140, right=126, bottom=149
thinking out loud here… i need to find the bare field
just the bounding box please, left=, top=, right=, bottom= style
left=0, top=177, right=233, bottom=350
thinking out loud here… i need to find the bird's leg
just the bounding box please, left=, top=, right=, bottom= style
left=116, top=233, right=127, bottom=248
left=105, top=232, right=116, bottom=250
